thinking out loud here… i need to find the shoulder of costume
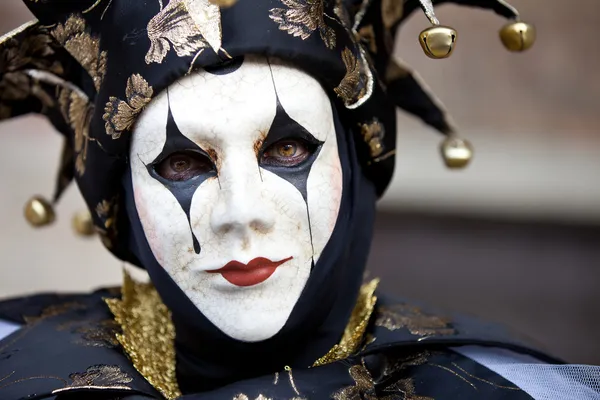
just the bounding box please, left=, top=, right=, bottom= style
left=0, top=288, right=161, bottom=399
left=361, top=291, right=561, bottom=363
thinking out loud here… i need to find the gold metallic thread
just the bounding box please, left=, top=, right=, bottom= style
left=105, top=271, right=181, bottom=399
left=313, top=278, right=379, bottom=367
left=0, top=26, right=64, bottom=120
left=102, top=73, right=153, bottom=139
left=94, top=197, right=119, bottom=248
left=269, top=0, right=336, bottom=49
left=145, top=0, right=224, bottom=64
left=67, top=365, right=133, bottom=389
left=332, top=365, right=378, bottom=400
left=358, top=119, right=385, bottom=157
left=334, top=48, right=364, bottom=105
left=375, top=304, right=455, bottom=337
left=451, top=362, right=520, bottom=390
left=58, top=88, right=93, bottom=176
left=51, top=15, right=107, bottom=91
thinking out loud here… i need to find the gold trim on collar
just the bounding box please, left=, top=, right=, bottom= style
left=106, top=272, right=379, bottom=396
left=105, top=271, right=181, bottom=399
left=313, top=278, right=379, bottom=367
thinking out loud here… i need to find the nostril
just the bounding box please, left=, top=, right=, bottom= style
left=221, top=224, right=233, bottom=235
left=249, top=219, right=273, bottom=234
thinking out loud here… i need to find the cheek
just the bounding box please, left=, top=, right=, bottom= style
left=306, top=139, right=343, bottom=259
left=131, top=160, right=202, bottom=272
left=132, top=179, right=166, bottom=266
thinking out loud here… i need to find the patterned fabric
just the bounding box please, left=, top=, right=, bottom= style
left=1, top=0, right=524, bottom=261
left=0, top=289, right=566, bottom=400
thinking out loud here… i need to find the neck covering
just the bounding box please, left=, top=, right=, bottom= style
left=0, top=0, right=534, bottom=392
left=123, top=103, right=377, bottom=392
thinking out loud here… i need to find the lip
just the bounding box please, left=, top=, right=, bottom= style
left=207, top=256, right=293, bottom=287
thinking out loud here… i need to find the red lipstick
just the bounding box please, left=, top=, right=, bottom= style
left=207, top=256, right=293, bottom=287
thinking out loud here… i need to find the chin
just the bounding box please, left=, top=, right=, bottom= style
left=218, top=307, right=290, bottom=343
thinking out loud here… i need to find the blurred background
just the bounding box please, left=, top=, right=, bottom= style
left=1, top=1, right=599, bottom=364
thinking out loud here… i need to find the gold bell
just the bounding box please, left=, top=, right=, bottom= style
left=499, top=21, right=536, bottom=52
left=207, top=0, right=237, bottom=7
left=24, top=196, right=55, bottom=227
left=419, top=26, right=457, bottom=59
left=440, top=136, right=473, bottom=169
left=72, top=210, right=96, bottom=237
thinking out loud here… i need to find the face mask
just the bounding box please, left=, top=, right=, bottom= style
left=130, top=55, right=343, bottom=342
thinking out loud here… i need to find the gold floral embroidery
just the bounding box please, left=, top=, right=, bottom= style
left=375, top=304, right=456, bottom=337
left=269, top=0, right=336, bottom=49
left=0, top=27, right=63, bottom=119
left=23, top=302, right=87, bottom=324
left=383, top=379, right=434, bottom=400
left=95, top=196, right=120, bottom=248
left=76, top=320, right=120, bottom=348
left=67, top=365, right=132, bottom=388
left=380, top=351, right=434, bottom=399
left=58, top=88, right=93, bottom=175
left=102, top=73, right=153, bottom=139
left=105, top=271, right=181, bottom=399
left=51, top=15, right=107, bottom=91
left=233, top=395, right=273, bottom=400
left=313, top=278, right=378, bottom=367
left=51, top=365, right=133, bottom=395
left=333, top=365, right=378, bottom=400
left=58, top=318, right=120, bottom=348
left=146, top=0, right=223, bottom=65
left=359, top=118, right=384, bottom=157
left=95, top=197, right=117, bottom=230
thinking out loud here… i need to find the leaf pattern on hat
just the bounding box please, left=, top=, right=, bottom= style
left=0, top=29, right=63, bottom=119
left=51, top=15, right=107, bottom=91
left=334, top=46, right=373, bottom=109
left=102, top=73, right=153, bottom=139
left=359, top=118, right=385, bottom=158
left=58, top=88, right=93, bottom=176
left=269, top=0, right=336, bottom=49
left=145, top=0, right=223, bottom=64
left=334, top=47, right=362, bottom=102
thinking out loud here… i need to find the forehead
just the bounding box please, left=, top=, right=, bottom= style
left=134, top=55, right=334, bottom=148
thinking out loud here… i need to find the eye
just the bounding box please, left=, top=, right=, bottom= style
left=153, top=151, right=215, bottom=181
left=260, top=139, right=316, bottom=167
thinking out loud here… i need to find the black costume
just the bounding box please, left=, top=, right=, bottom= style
left=1, top=0, right=598, bottom=399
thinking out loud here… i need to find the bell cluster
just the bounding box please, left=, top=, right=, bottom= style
left=414, top=1, right=535, bottom=170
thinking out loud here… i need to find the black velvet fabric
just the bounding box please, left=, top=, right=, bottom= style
left=122, top=102, right=378, bottom=392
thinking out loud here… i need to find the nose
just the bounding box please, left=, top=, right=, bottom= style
left=209, top=158, right=275, bottom=238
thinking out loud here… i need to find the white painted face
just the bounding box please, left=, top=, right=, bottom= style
left=130, top=56, right=343, bottom=342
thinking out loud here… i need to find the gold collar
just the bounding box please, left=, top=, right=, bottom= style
left=106, top=272, right=378, bottom=399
